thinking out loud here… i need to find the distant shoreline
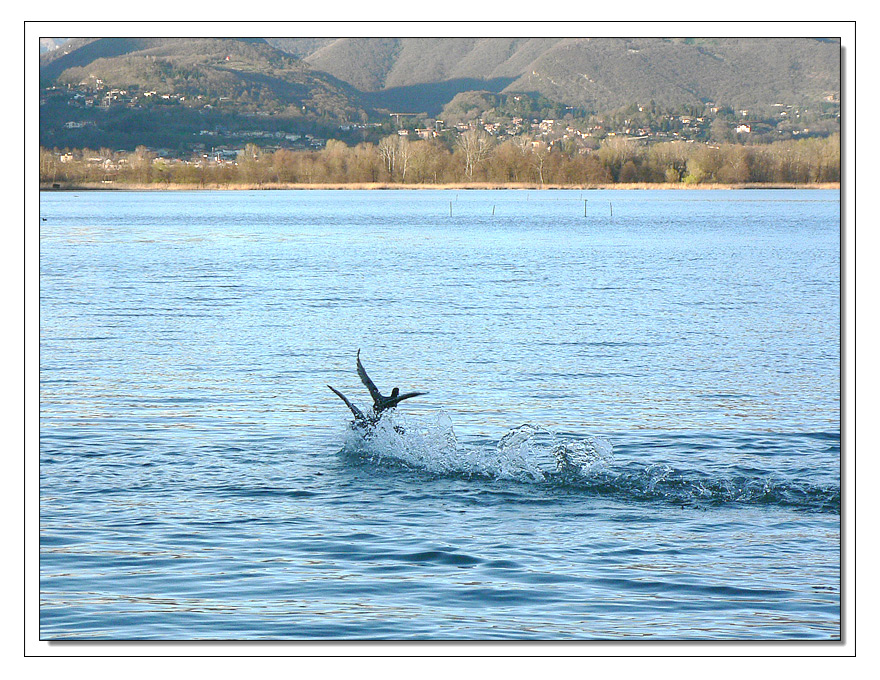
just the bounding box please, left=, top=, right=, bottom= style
left=40, top=181, right=841, bottom=192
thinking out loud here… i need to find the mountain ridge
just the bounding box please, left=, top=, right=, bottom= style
left=40, top=38, right=364, bottom=120
left=41, top=36, right=840, bottom=116
left=38, top=37, right=840, bottom=151
left=275, top=37, right=840, bottom=113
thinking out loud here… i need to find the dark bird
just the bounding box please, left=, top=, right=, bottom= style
left=328, top=349, right=426, bottom=426
left=356, top=350, right=426, bottom=415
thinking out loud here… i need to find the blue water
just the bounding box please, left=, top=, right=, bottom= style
left=39, top=189, right=840, bottom=640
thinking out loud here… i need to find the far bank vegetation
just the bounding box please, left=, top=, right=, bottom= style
left=40, top=132, right=840, bottom=188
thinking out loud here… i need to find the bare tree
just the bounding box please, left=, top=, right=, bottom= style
left=378, top=134, right=416, bottom=182
left=128, top=145, right=155, bottom=184
left=40, top=147, right=58, bottom=184
left=378, top=135, right=397, bottom=180
left=396, top=137, right=414, bottom=183
left=530, top=140, right=551, bottom=186
left=455, top=128, right=493, bottom=181
left=513, top=134, right=533, bottom=157
left=597, top=137, right=639, bottom=182
left=350, top=142, right=381, bottom=183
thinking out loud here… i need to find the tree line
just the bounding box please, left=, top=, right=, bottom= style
left=40, top=131, right=840, bottom=187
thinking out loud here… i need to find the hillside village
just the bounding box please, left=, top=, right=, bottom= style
left=41, top=78, right=840, bottom=173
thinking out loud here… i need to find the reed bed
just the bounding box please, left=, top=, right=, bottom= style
left=41, top=181, right=841, bottom=192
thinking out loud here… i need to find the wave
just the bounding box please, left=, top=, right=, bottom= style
left=340, top=412, right=840, bottom=513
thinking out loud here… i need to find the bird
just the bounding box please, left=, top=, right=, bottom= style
left=328, top=350, right=426, bottom=427
left=356, top=349, right=426, bottom=416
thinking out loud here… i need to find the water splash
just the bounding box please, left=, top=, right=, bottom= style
left=342, top=411, right=612, bottom=483
left=339, top=411, right=839, bottom=512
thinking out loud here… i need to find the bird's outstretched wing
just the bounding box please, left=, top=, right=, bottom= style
left=356, top=349, right=384, bottom=405
left=327, top=385, right=369, bottom=423
left=387, top=391, right=427, bottom=408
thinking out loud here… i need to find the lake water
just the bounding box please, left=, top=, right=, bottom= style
left=39, top=188, right=840, bottom=640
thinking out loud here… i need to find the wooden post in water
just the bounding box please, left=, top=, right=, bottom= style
left=584, top=199, right=587, bottom=217
left=492, top=205, right=496, bottom=216
left=449, top=201, right=453, bottom=217
left=609, top=202, right=613, bottom=217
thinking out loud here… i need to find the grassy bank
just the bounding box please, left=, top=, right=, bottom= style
left=40, top=181, right=841, bottom=191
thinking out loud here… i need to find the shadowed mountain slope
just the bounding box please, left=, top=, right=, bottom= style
left=272, top=36, right=839, bottom=113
